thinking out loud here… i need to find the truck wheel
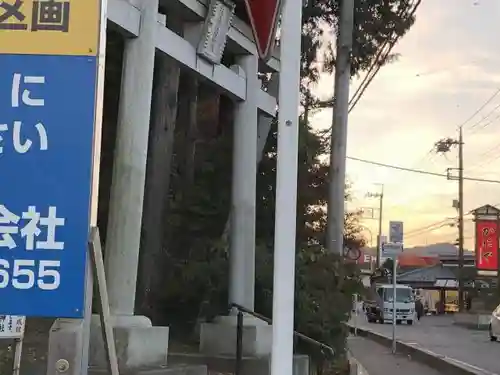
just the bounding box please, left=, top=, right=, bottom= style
left=407, top=320, right=413, bottom=325
left=396, top=320, right=402, bottom=325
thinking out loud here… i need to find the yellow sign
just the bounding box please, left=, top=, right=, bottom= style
left=0, top=0, right=100, bottom=56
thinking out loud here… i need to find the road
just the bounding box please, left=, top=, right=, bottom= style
left=348, top=336, right=445, bottom=375
left=350, top=314, right=500, bottom=374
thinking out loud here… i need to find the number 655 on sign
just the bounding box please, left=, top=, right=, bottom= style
left=0, top=259, right=60, bottom=290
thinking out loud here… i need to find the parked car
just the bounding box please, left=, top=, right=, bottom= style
left=489, top=303, right=500, bottom=341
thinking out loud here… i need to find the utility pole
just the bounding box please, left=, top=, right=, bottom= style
left=458, top=126, right=465, bottom=312
left=367, top=185, right=384, bottom=268
left=435, top=127, right=465, bottom=311
left=327, top=0, right=355, bottom=255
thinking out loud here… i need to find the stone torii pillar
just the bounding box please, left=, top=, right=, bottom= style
left=199, top=54, right=273, bottom=357
left=228, top=54, right=259, bottom=312
left=89, top=0, right=170, bottom=370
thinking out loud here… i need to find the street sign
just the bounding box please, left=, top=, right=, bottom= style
left=244, top=0, right=281, bottom=60
left=389, top=221, right=403, bottom=243
left=475, top=220, right=499, bottom=272
left=0, top=315, right=25, bottom=339
left=0, top=0, right=102, bottom=318
left=382, top=242, right=403, bottom=259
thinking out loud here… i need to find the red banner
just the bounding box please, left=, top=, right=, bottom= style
left=476, top=220, right=499, bottom=271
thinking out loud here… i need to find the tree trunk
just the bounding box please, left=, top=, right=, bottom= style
left=137, top=51, right=180, bottom=322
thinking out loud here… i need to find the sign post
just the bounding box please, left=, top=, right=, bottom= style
left=352, top=294, right=359, bottom=336
left=270, top=0, right=301, bottom=374
left=470, top=205, right=500, bottom=305
left=0, top=315, right=26, bottom=375
left=382, top=242, right=403, bottom=354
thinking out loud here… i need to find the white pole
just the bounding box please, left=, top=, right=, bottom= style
left=376, top=187, right=384, bottom=267
left=392, top=257, right=397, bottom=354
left=12, top=338, right=22, bottom=375
left=270, top=0, right=302, bottom=373
left=326, top=0, right=355, bottom=254
left=354, top=294, right=358, bottom=336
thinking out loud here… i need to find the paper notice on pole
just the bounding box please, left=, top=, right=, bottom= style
left=0, top=315, right=26, bottom=339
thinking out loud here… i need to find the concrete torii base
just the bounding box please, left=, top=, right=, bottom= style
left=46, top=315, right=170, bottom=374
left=197, top=316, right=309, bottom=375
left=199, top=315, right=272, bottom=357
left=88, top=315, right=170, bottom=370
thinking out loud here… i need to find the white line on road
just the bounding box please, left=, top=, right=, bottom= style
left=401, top=340, right=497, bottom=375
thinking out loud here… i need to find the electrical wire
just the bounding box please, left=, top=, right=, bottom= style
left=404, top=219, right=455, bottom=237
left=347, top=156, right=500, bottom=184
left=458, top=87, right=500, bottom=130
left=467, top=102, right=500, bottom=133
left=348, top=0, right=422, bottom=113
left=388, top=204, right=499, bottom=241
left=315, top=0, right=421, bottom=112
left=467, top=144, right=500, bottom=171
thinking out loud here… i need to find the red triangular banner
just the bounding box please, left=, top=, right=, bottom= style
left=244, top=0, right=281, bottom=60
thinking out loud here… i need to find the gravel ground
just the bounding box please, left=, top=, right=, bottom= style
left=348, top=336, right=444, bottom=375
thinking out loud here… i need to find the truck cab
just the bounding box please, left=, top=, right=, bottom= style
left=366, top=284, right=415, bottom=325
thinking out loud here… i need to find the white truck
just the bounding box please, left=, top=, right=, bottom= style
left=365, top=283, right=416, bottom=325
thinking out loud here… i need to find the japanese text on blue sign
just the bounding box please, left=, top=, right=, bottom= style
left=0, top=54, right=97, bottom=318
left=0, top=73, right=64, bottom=291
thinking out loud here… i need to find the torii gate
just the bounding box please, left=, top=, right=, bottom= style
left=46, top=0, right=301, bottom=374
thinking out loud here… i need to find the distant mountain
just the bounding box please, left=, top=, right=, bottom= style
left=402, top=243, right=473, bottom=257
left=362, top=243, right=474, bottom=257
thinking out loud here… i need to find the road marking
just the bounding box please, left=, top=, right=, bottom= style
left=401, top=340, right=497, bottom=375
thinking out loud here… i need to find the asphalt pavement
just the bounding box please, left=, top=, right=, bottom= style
left=350, top=314, right=500, bottom=374
left=348, top=336, right=445, bottom=375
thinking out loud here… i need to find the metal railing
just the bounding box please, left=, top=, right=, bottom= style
left=230, top=302, right=335, bottom=375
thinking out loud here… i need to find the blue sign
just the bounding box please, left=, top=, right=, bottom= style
left=389, top=221, right=403, bottom=244
left=382, top=242, right=403, bottom=259
left=0, top=54, right=97, bottom=318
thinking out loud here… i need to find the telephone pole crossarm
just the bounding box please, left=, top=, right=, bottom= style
left=366, top=187, right=384, bottom=268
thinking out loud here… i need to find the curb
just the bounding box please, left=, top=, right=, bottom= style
left=347, top=354, right=369, bottom=375
left=347, top=324, right=494, bottom=375
left=454, top=322, right=489, bottom=331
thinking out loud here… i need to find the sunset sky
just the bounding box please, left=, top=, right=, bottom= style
left=311, top=0, right=500, bottom=249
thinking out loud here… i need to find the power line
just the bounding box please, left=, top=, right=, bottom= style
left=315, top=0, right=421, bottom=112
left=404, top=218, right=454, bottom=237
left=458, top=87, right=500, bottom=130
left=347, top=156, right=500, bottom=184
left=348, top=0, right=422, bottom=113
left=468, top=102, right=500, bottom=132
